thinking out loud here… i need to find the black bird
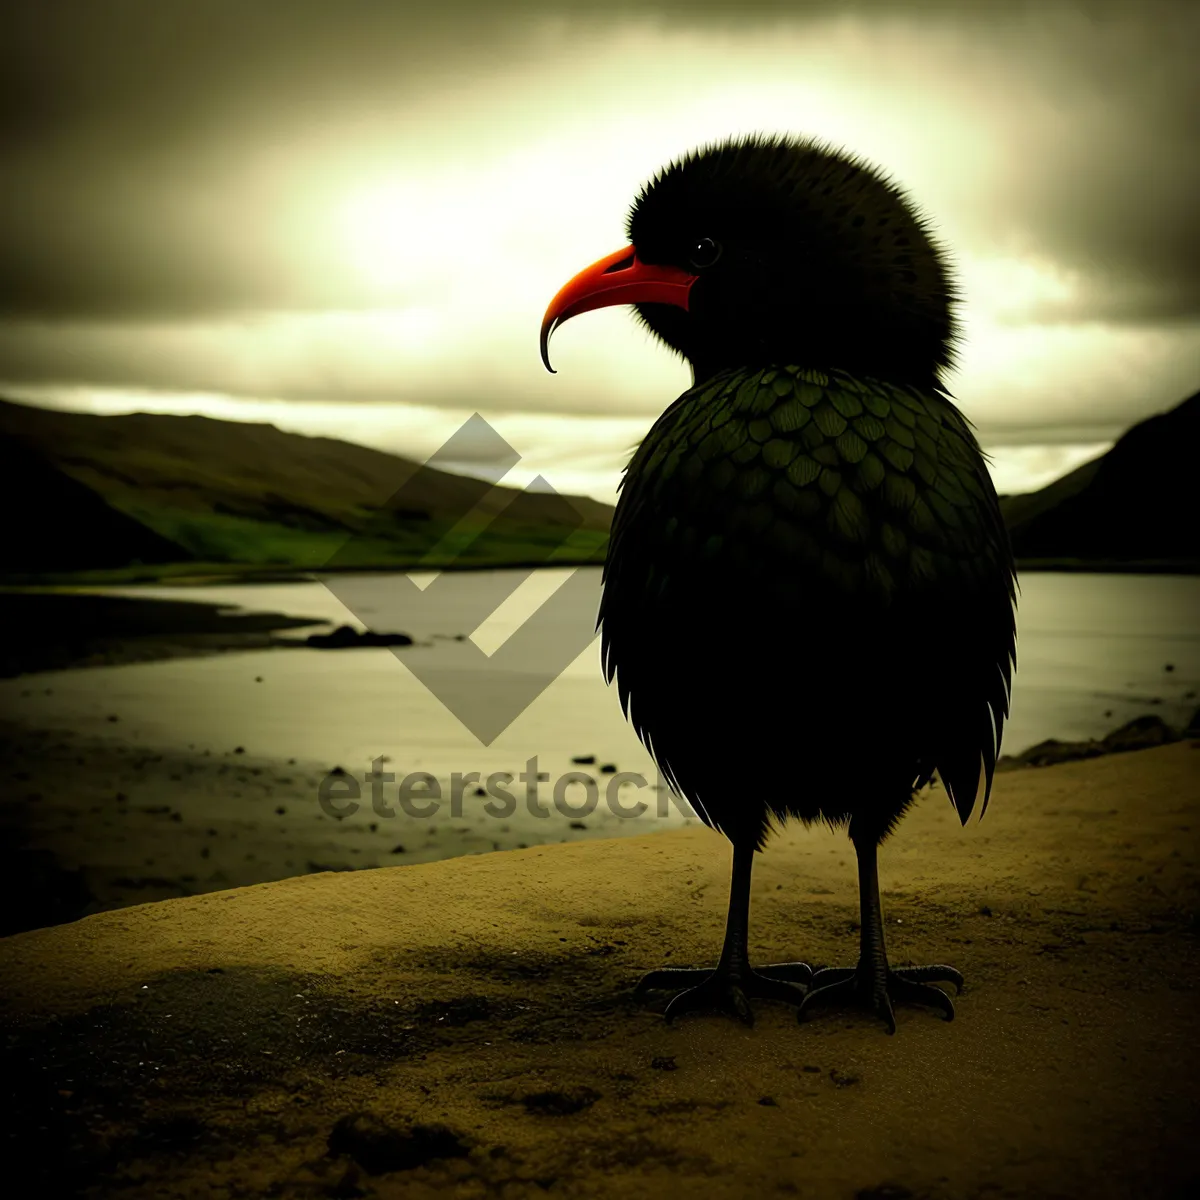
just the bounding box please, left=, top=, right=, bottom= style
left=540, top=134, right=1017, bottom=1032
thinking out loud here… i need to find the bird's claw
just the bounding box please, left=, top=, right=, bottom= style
left=798, top=963, right=962, bottom=1034
left=636, top=960, right=812, bottom=1026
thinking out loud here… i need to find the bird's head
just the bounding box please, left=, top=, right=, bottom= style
left=541, top=133, right=959, bottom=388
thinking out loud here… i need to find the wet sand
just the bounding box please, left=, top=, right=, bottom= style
left=0, top=587, right=690, bottom=937
left=2, top=708, right=1190, bottom=941
left=1, top=741, right=1198, bottom=1197
left=0, top=718, right=695, bottom=938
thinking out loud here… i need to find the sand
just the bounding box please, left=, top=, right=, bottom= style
left=0, top=719, right=693, bottom=938
left=2, top=741, right=1199, bottom=1198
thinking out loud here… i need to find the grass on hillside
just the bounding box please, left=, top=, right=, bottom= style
left=1, top=502, right=611, bottom=586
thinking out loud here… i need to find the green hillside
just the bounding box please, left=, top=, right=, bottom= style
left=2, top=383, right=1196, bottom=583
left=0, top=399, right=613, bottom=581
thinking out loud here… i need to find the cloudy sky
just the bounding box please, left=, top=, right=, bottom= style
left=2, top=0, right=1197, bottom=502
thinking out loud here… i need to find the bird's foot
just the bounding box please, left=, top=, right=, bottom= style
left=635, top=961, right=812, bottom=1026
left=797, top=963, right=963, bottom=1034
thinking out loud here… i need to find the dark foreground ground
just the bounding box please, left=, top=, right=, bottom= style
left=1, top=742, right=1198, bottom=1199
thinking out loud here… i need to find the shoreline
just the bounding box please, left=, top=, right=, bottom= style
left=3, top=553, right=1198, bottom=592
left=0, top=717, right=695, bottom=938
left=1, top=584, right=1196, bottom=938
left=1, top=707, right=1193, bottom=939
left=0, top=553, right=611, bottom=590
left=5, top=569, right=1200, bottom=683
left=0, top=589, right=330, bottom=679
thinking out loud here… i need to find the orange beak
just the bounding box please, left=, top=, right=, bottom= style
left=540, top=245, right=698, bottom=372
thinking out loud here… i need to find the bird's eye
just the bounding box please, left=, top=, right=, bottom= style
left=688, top=237, right=722, bottom=270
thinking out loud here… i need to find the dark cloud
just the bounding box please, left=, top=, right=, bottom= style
left=973, top=6, right=1200, bottom=323
left=0, top=0, right=1195, bottom=326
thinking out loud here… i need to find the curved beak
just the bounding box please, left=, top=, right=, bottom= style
left=540, top=245, right=697, bottom=373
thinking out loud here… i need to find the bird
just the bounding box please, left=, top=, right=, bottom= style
left=539, top=133, right=1017, bottom=1033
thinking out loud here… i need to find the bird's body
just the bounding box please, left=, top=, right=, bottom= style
left=541, top=134, right=1017, bottom=1031
left=600, top=364, right=1014, bottom=850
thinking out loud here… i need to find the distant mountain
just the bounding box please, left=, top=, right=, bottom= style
left=999, top=388, right=1199, bottom=570
left=0, top=398, right=614, bottom=579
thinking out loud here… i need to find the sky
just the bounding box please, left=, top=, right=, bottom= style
left=2, top=0, right=1197, bottom=503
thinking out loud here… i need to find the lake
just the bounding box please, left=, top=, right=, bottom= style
left=3, top=567, right=1197, bottom=801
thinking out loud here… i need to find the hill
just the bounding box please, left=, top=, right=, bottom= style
left=3, top=384, right=1196, bottom=582
left=999, top=388, right=1199, bottom=571
left=0, top=398, right=613, bottom=580
left=0, top=436, right=184, bottom=571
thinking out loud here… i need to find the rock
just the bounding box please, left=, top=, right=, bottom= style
left=1100, top=716, right=1181, bottom=754
left=1013, top=739, right=1106, bottom=768
left=1001, top=713, right=1188, bottom=772
left=599, top=763, right=617, bottom=774
left=571, top=755, right=596, bottom=765
left=327, top=1112, right=469, bottom=1175
left=306, top=625, right=414, bottom=649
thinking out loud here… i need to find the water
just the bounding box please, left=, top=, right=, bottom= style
left=2, top=569, right=1197, bottom=815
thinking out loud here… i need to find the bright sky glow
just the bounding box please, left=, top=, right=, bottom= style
left=2, top=15, right=1196, bottom=502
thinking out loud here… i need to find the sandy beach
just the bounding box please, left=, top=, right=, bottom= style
left=2, top=702, right=1191, bottom=942
left=0, top=573, right=1195, bottom=940
left=2, top=578, right=1199, bottom=1196
left=1, top=740, right=1198, bottom=1198
left=0, top=716, right=689, bottom=938
left=0, top=584, right=694, bottom=936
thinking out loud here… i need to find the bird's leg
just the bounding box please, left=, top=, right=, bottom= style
left=634, top=841, right=812, bottom=1025
left=798, top=828, right=962, bottom=1034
